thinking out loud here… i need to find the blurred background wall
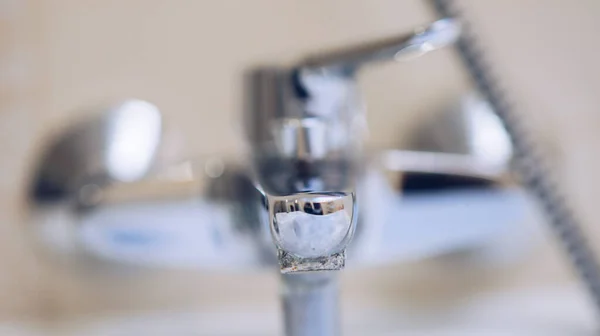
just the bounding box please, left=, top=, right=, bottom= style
left=1, top=0, right=600, bottom=323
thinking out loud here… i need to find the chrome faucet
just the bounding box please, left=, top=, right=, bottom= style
left=27, top=18, right=534, bottom=336
left=244, top=19, right=460, bottom=335
left=247, top=19, right=460, bottom=275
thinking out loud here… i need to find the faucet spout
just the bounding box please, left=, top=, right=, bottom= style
left=268, top=191, right=356, bottom=273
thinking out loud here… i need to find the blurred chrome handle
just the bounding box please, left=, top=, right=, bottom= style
left=247, top=19, right=461, bottom=197
left=298, top=18, right=460, bottom=74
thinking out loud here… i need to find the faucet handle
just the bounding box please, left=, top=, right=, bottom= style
left=299, top=18, right=461, bottom=74
left=245, top=19, right=460, bottom=177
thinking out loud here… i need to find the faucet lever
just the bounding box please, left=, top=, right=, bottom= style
left=299, top=18, right=460, bottom=74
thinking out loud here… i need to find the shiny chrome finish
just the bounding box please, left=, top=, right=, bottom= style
left=408, top=92, right=513, bottom=170
left=246, top=19, right=461, bottom=192
left=25, top=19, right=539, bottom=336
left=29, top=101, right=270, bottom=269
left=282, top=273, right=339, bottom=336
left=31, top=99, right=162, bottom=205
left=246, top=19, right=461, bottom=273
left=245, top=19, right=461, bottom=336
left=268, top=192, right=355, bottom=273
left=300, top=18, right=460, bottom=70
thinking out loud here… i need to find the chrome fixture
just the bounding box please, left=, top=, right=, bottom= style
left=28, top=19, right=536, bottom=336
left=246, top=18, right=460, bottom=274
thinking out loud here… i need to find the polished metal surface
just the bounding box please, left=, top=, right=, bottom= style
left=282, top=273, right=339, bottom=336
left=246, top=19, right=462, bottom=273
left=245, top=19, right=461, bottom=194
left=299, top=18, right=460, bottom=70
left=31, top=99, right=162, bottom=205
left=29, top=101, right=270, bottom=269
left=408, top=92, right=513, bottom=170
left=268, top=192, right=355, bottom=273
left=25, top=18, right=540, bottom=336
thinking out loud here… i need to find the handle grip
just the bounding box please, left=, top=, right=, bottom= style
left=299, top=18, right=461, bottom=74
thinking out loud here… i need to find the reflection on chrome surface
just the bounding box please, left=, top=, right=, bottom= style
left=269, top=192, right=355, bottom=272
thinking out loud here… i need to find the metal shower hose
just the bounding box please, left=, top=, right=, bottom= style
left=430, top=0, right=600, bottom=315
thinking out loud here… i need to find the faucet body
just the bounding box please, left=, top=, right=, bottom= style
left=246, top=67, right=363, bottom=196
left=246, top=67, right=362, bottom=273
left=246, top=19, right=460, bottom=274
left=243, top=19, right=461, bottom=336
left=27, top=19, right=539, bottom=336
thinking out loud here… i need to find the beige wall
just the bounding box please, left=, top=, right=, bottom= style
left=2, top=0, right=600, bottom=321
